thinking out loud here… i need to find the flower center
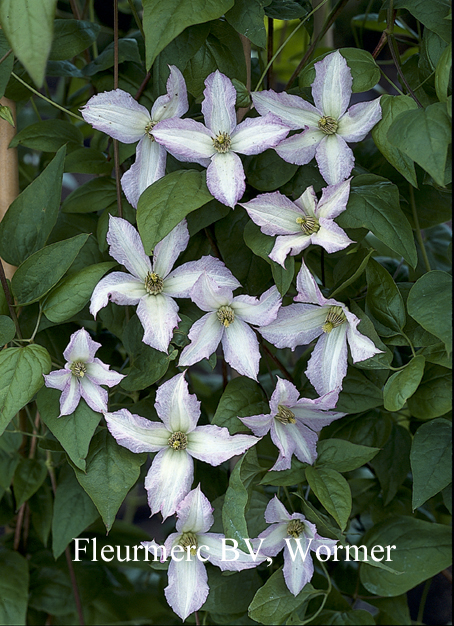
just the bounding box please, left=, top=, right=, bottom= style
left=212, top=132, right=232, bottom=154
left=145, top=272, right=163, bottom=295
left=296, top=216, right=320, bottom=235
left=318, top=116, right=338, bottom=135
left=287, top=520, right=305, bottom=538
left=179, top=532, right=198, bottom=555
left=70, top=361, right=87, bottom=378
left=322, top=306, right=346, bottom=334
left=217, top=305, right=235, bottom=327
left=275, top=405, right=296, bottom=424
left=168, top=431, right=188, bottom=451
left=145, top=120, right=157, bottom=140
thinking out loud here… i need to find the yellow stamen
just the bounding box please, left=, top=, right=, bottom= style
left=212, top=132, right=232, bottom=153
left=70, top=362, right=87, bottom=378
left=275, top=405, right=296, bottom=424
left=318, top=116, right=338, bottom=135
left=295, top=216, right=320, bottom=235
left=217, top=305, right=235, bottom=327
left=145, top=272, right=163, bottom=295
left=287, top=520, right=305, bottom=538
left=168, top=431, right=188, bottom=451
left=322, top=306, right=346, bottom=333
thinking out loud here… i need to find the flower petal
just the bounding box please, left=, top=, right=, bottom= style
left=269, top=233, right=311, bottom=268
left=269, top=377, right=300, bottom=415
left=176, top=485, right=213, bottom=534
left=306, top=324, right=348, bottom=395
left=164, top=255, right=240, bottom=299
left=231, top=114, right=289, bottom=155
left=276, top=128, right=324, bottom=166
left=337, top=98, right=382, bottom=142
left=312, top=51, right=352, bottom=120
left=86, top=358, right=125, bottom=387
left=179, top=312, right=224, bottom=368
left=239, top=413, right=273, bottom=437
left=151, top=64, right=189, bottom=121
left=259, top=304, right=325, bottom=350
left=63, top=328, right=101, bottom=363
left=106, top=215, right=151, bottom=280
left=104, top=408, right=170, bottom=452
left=44, top=369, right=71, bottom=392
left=136, top=293, right=180, bottom=353
left=222, top=319, right=261, bottom=380
left=283, top=540, right=314, bottom=596
left=155, top=372, right=201, bottom=434
left=291, top=402, right=345, bottom=432
left=81, top=88, right=150, bottom=143
left=89, top=272, right=146, bottom=318
left=152, top=118, right=214, bottom=163
left=152, top=219, right=189, bottom=279
left=293, top=186, right=318, bottom=216
left=345, top=309, right=382, bottom=363
left=268, top=420, right=296, bottom=470
left=232, top=286, right=282, bottom=327
left=187, top=425, right=259, bottom=464
left=252, top=90, right=321, bottom=129
left=265, top=496, right=293, bottom=524
left=79, top=376, right=109, bottom=413
left=283, top=420, right=318, bottom=465
left=121, top=136, right=166, bottom=209
left=311, top=219, right=353, bottom=253
left=165, top=551, right=209, bottom=621
left=316, top=179, right=351, bottom=219
left=145, top=447, right=194, bottom=520
left=240, top=192, right=303, bottom=236
left=59, top=376, right=81, bottom=417
left=315, top=134, right=354, bottom=185
left=294, top=261, right=327, bottom=306
left=206, top=151, right=245, bottom=207
left=202, top=70, right=237, bottom=135
left=190, top=273, right=233, bottom=312
left=199, top=533, right=266, bottom=570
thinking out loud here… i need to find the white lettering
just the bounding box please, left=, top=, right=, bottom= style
left=315, top=545, right=332, bottom=562
left=371, top=545, right=384, bottom=562
left=243, top=538, right=264, bottom=562
left=222, top=539, right=239, bottom=561
left=73, top=538, right=89, bottom=562
left=116, top=545, right=131, bottom=563
left=171, top=545, right=185, bottom=562
left=101, top=545, right=114, bottom=562
left=284, top=538, right=313, bottom=561
left=196, top=545, right=210, bottom=562
left=386, top=545, right=396, bottom=561
left=345, top=545, right=368, bottom=562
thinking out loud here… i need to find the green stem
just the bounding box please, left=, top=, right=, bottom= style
left=89, top=0, right=99, bottom=57
left=399, top=331, right=416, bottom=357
left=379, top=67, right=405, bottom=95
left=283, top=486, right=295, bottom=513
left=409, top=184, right=431, bottom=272
left=127, top=0, right=145, bottom=40
left=417, top=578, right=432, bottom=624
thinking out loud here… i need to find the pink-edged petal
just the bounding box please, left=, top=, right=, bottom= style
left=265, top=496, right=293, bottom=524
left=44, top=369, right=71, bottom=392
left=89, top=272, right=146, bottom=318
left=121, top=136, right=166, bottom=209
left=165, top=551, right=209, bottom=621
left=311, top=219, right=354, bottom=253
left=276, top=128, right=324, bottom=166
left=104, top=408, right=170, bottom=452
left=315, top=134, right=354, bottom=185
left=231, top=114, right=289, bottom=155
left=191, top=273, right=233, bottom=311
left=176, top=485, right=213, bottom=534
left=85, top=358, right=125, bottom=387
left=259, top=304, right=326, bottom=350
left=142, top=540, right=165, bottom=561
left=187, top=424, right=259, bottom=464
left=206, top=151, right=245, bottom=208
left=63, top=328, right=101, bottom=363
left=306, top=325, right=348, bottom=396
left=253, top=522, right=288, bottom=556
left=59, top=376, right=81, bottom=417
left=239, top=413, right=273, bottom=437
left=155, top=372, right=201, bottom=434
left=316, top=179, right=351, bottom=219
left=79, top=376, right=108, bottom=413
left=202, top=70, right=237, bottom=135
left=199, top=533, right=266, bottom=570
left=283, top=540, right=314, bottom=596
left=252, top=90, right=321, bottom=129
left=269, top=233, right=311, bottom=268
left=295, top=388, right=341, bottom=414
left=294, top=261, right=327, bottom=306
left=293, top=186, right=318, bottom=216
left=269, top=377, right=300, bottom=415
left=222, top=319, right=261, bottom=380
left=312, top=51, right=352, bottom=120
left=268, top=420, right=296, bottom=470
left=81, top=88, right=150, bottom=143
left=291, top=403, right=345, bottom=432
left=179, top=312, right=224, bottom=368
left=337, top=98, right=382, bottom=142
left=145, top=447, right=194, bottom=520
left=164, top=256, right=240, bottom=299
left=233, top=286, right=282, bottom=327
left=345, top=309, right=382, bottom=363
left=152, top=220, right=189, bottom=280
left=151, top=65, right=189, bottom=122
left=152, top=118, right=214, bottom=163
left=285, top=420, right=319, bottom=464
left=136, top=293, right=180, bottom=353
left=240, top=192, right=303, bottom=236
left=106, top=216, right=151, bottom=280
left=310, top=533, right=338, bottom=555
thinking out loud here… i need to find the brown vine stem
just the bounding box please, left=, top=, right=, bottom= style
left=0, top=48, right=12, bottom=66
left=372, top=31, right=388, bottom=59
left=259, top=338, right=294, bottom=383
left=113, top=0, right=123, bottom=219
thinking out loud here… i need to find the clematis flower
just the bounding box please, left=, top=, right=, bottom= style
left=142, top=486, right=265, bottom=621
left=43, top=328, right=124, bottom=416
left=179, top=273, right=282, bottom=380
left=152, top=70, right=290, bottom=207
left=252, top=496, right=338, bottom=596
left=90, top=216, right=240, bottom=353
left=240, top=179, right=353, bottom=267
left=240, top=377, right=345, bottom=470
left=252, top=50, right=382, bottom=185
left=104, top=372, right=259, bottom=519
left=81, top=65, right=188, bottom=207
left=259, top=261, right=381, bottom=395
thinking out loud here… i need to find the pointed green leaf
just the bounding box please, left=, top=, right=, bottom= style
left=0, top=549, right=29, bottom=625
left=213, top=376, right=268, bottom=435
left=13, top=458, right=47, bottom=508
left=305, top=466, right=352, bottom=531
left=383, top=355, right=426, bottom=411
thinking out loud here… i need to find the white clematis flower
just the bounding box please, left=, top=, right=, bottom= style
left=80, top=65, right=188, bottom=207
left=104, top=373, right=259, bottom=520
left=43, top=328, right=124, bottom=416
left=259, top=261, right=382, bottom=395
left=252, top=50, right=382, bottom=185
left=240, top=377, right=345, bottom=470
left=152, top=70, right=290, bottom=207
left=240, top=178, right=353, bottom=267
left=142, top=485, right=265, bottom=621
left=90, top=216, right=240, bottom=353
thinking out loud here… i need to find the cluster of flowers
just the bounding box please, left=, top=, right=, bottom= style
left=44, top=51, right=382, bottom=620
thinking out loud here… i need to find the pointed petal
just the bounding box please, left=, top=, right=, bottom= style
left=151, top=65, right=189, bottom=121
left=153, top=220, right=189, bottom=279
left=136, top=293, right=180, bottom=353
left=155, top=372, right=200, bottom=434
left=240, top=192, right=303, bottom=236
left=59, top=376, right=81, bottom=417
left=311, top=219, right=353, bottom=253
left=165, top=552, right=209, bottom=621
left=179, top=313, right=224, bottom=368
left=312, top=51, right=352, bottom=119
left=252, top=90, right=321, bottom=129
left=106, top=215, right=151, bottom=280
left=187, top=425, right=259, bottom=464
left=231, top=114, right=289, bottom=155
left=81, top=88, right=150, bottom=143
left=85, top=358, right=125, bottom=387
left=345, top=309, right=382, bottom=363
left=239, top=413, right=273, bottom=437
left=311, top=533, right=338, bottom=555
left=316, top=179, right=351, bottom=219
left=306, top=325, right=348, bottom=395
left=269, top=377, right=300, bottom=415
left=291, top=404, right=345, bottom=432
left=338, top=98, right=382, bottom=142
left=284, top=420, right=318, bottom=464
left=190, top=273, right=233, bottom=312
left=176, top=485, right=213, bottom=534
left=206, top=151, right=245, bottom=207
left=121, top=136, right=166, bottom=209
left=164, top=256, right=240, bottom=299
left=79, top=376, right=108, bottom=413
left=276, top=129, right=324, bottom=166
left=145, top=447, right=194, bottom=520
left=222, top=319, right=261, bottom=380
left=202, top=70, right=237, bottom=135
left=283, top=540, right=314, bottom=596
left=294, top=261, right=327, bottom=306
left=293, top=186, right=318, bottom=216
left=104, top=408, right=170, bottom=452
left=200, top=533, right=266, bottom=570
left=265, top=497, right=292, bottom=524
left=89, top=273, right=146, bottom=318
left=63, top=328, right=101, bottom=363
left=153, top=118, right=214, bottom=163
left=269, top=420, right=296, bottom=470
left=44, top=369, right=72, bottom=392
left=269, top=233, right=311, bottom=268
left=294, top=388, right=341, bottom=414
left=259, top=304, right=325, bottom=350
left=233, top=286, right=281, bottom=326
left=315, top=134, right=354, bottom=185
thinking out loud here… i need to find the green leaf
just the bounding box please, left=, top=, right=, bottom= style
left=407, top=271, right=452, bottom=354
left=418, top=343, right=452, bottom=369
left=298, top=497, right=344, bottom=542
left=28, top=483, right=52, bottom=546
left=52, top=465, right=99, bottom=559
left=260, top=457, right=307, bottom=486
left=360, top=516, right=452, bottom=596
left=13, top=458, right=47, bottom=508
left=366, top=258, right=406, bottom=335
left=316, top=439, right=380, bottom=472
left=0, top=316, right=15, bottom=345
left=43, top=262, right=116, bottom=323
left=410, top=418, right=452, bottom=509
left=0, top=549, right=29, bottom=625
left=305, top=466, right=352, bottom=530
left=367, top=595, right=411, bottom=626
left=64, top=147, right=112, bottom=175
left=407, top=363, right=452, bottom=419
left=137, top=170, right=212, bottom=254
left=0, top=147, right=66, bottom=266
left=11, top=233, right=89, bottom=305
left=36, top=387, right=102, bottom=472
left=393, top=0, right=451, bottom=43
left=388, top=102, right=452, bottom=187
left=0, top=345, right=51, bottom=437
left=143, top=0, right=234, bottom=68
left=202, top=568, right=262, bottom=615
left=225, top=0, right=266, bottom=48
left=370, top=424, right=412, bottom=506
left=383, top=355, right=425, bottom=411
left=212, top=376, right=268, bottom=435
left=49, top=19, right=100, bottom=61
left=347, top=301, right=393, bottom=370
left=0, top=31, right=14, bottom=99
left=245, top=149, right=299, bottom=191
left=309, top=609, right=376, bottom=625
left=61, top=178, right=117, bottom=214
left=74, top=429, right=146, bottom=531
left=0, top=0, right=57, bottom=87
left=82, top=38, right=141, bottom=76
left=337, top=175, right=417, bottom=268
left=329, top=249, right=374, bottom=300
left=336, top=368, right=383, bottom=413
left=435, top=44, right=452, bottom=103
left=9, top=119, right=83, bottom=152
left=0, top=104, right=14, bottom=126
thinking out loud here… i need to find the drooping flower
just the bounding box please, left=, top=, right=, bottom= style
left=152, top=70, right=290, bottom=207
left=240, top=179, right=353, bottom=267
left=81, top=65, right=188, bottom=208
left=104, top=372, right=259, bottom=519
left=252, top=496, right=338, bottom=596
left=90, top=216, right=240, bottom=353
left=252, top=50, right=382, bottom=185
left=240, top=377, right=345, bottom=470
left=142, top=486, right=265, bottom=621
left=179, top=273, right=282, bottom=380
left=259, top=261, right=381, bottom=395
left=43, top=328, right=124, bottom=416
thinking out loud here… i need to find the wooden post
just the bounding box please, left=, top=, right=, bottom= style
left=0, top=95, right=18, bottom=279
